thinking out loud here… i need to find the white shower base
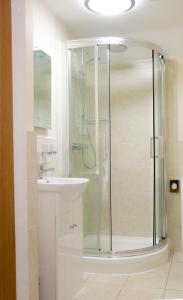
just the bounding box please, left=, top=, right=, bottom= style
left=83, top=239, right=170, bottom=275
left=84, top=234, right=155, bottom=252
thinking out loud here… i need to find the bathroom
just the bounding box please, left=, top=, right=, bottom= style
left=1, top=0, right=183, bottom=299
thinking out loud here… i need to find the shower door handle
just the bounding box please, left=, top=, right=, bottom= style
left=103, top=134, right=107, bottom=160
left=150, top=137, right=159, bottom=158
left=150, top=136, right=164, bottom=159
left=150, top=137, right=154, bottom=159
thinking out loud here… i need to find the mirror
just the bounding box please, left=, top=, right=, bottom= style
left=34, top=49, right=52, bottom=129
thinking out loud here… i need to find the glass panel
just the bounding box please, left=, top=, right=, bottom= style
left=68, top=43, right=166, bottom=256
left=110, top=46, right=154, bottom=252
left=153, top=51, right=166, bottom=243
left=69, top=46, right=111, bottom=254
left=69, top=47, right=98, bottom=252
left=98, top=45, right=111, bottom=252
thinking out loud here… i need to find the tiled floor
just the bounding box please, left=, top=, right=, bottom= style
left=74, top=252, right=183, bottom=300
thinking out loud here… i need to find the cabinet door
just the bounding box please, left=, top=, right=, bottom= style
left=56, top=195, right=73, bottom=300
left=38, top=192, right=56, bottom=300
left=71, top=197, right=83, bottom=297
left=56, top=196, right=83, bottom=300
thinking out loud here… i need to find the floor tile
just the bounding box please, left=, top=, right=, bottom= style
left=88, top=273, right=128, bottom=287
left=166, top=273, right=183, bottom=290
left=164, top=289, right=183, bottom=299
left=83, top=272, right=91, bottom=282
left=117, top=287, right=164, bottom=300
left=170, top=262, right=183, bottom=275
left=73, top=282, right=121, bottom=300
left=173, top=252, right=183, bottom=263
left=126, top=272, right=168, bottom=289
left=148, top=262, right=171, bottom=274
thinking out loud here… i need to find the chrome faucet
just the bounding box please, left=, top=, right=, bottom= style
left=39, top=164, right=55, bottom=179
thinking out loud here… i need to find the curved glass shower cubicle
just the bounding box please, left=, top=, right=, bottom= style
left=68, top=38, right=166, bottom=256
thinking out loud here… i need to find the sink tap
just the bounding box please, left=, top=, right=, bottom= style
left=39, top=165, right=55, bottom=178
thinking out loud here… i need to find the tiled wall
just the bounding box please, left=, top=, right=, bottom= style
left=27, top=131, right=39, bottom=300
left=166, top=58, right=183, bottom=250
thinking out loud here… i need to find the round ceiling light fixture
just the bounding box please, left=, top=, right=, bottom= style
left=85, top=0, right=135, bottom=16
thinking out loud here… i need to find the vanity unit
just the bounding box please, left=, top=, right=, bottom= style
left=37, top=177, right=89, bottom=300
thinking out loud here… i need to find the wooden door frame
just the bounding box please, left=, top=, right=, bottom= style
left=0, top=0, right=17, bottom=299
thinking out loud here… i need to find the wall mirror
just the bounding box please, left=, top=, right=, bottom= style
left=34, top=48, right=52, bottom=129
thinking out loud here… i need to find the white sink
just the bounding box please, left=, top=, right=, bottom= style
left=37, top=177, right=89, bottom=200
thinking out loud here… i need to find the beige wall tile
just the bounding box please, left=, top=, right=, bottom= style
left=27, top=178, right=38, bottom=228
left=166, top=58, right=183, bottom=251
left=27, top=131, right=37, bottom=180
left=27, top=131, right=39, bottom=300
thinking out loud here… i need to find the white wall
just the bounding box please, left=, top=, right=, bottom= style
left=33, top=0, right=71, bottom=176
left=12, top=0, right=34, bottom=298
left=12, top=0, right=72, bottom=298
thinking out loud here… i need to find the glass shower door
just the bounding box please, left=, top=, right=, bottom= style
left=69, top=45, right=111, bottom=254
left=110, top=46, right=154, bottom=252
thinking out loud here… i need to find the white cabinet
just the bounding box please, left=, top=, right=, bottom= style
left=37, top=178, right=88, bottom=300
left=38, top=192, right=56, bottom=300
left=56, top=195, right=83, bottom=300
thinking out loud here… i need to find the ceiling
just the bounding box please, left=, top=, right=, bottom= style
left=42, top=0, right=183, bottom=55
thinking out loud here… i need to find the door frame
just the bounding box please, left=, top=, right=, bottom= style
left=0, top=0, right=16, bottom=299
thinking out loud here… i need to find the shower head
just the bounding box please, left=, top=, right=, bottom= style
left=110, top=44, right=128, bottom=53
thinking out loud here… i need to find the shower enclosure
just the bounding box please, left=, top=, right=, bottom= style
left=68, top=38, right=166, bottom=256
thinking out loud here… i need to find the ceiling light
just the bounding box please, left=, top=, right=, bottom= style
left=85, top=0, right=135, bottom=16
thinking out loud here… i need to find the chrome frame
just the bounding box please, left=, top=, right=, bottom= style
left=107, top=44, right=113, bottom=252
left=67, top=37, right=166, bottom=56
left=161, top=55, right=167, bottom=240
left=84, top=0, right=135, bottom=15
left=67, top=37, right=167, bottom=258
left=68, top=49, right=72, bottom=177
left=95, top=45, right=100, bottom=251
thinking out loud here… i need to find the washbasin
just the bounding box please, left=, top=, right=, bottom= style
left=37, top=177, right=89, bottom=200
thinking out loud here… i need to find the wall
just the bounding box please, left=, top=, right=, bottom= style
left=166, top=57, right=183, bottom=251
left=33, top=0, right=70, bottom=177
left=12, top=0, right=41, bottom=298
left=12, top=0, right=72, bottom=298
left=31, top=0, right=71, bottom=298
left=12, top=0, right=34, bottom=299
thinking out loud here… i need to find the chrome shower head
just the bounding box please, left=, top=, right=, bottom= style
left=110, top=44, right=128, bottom=53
